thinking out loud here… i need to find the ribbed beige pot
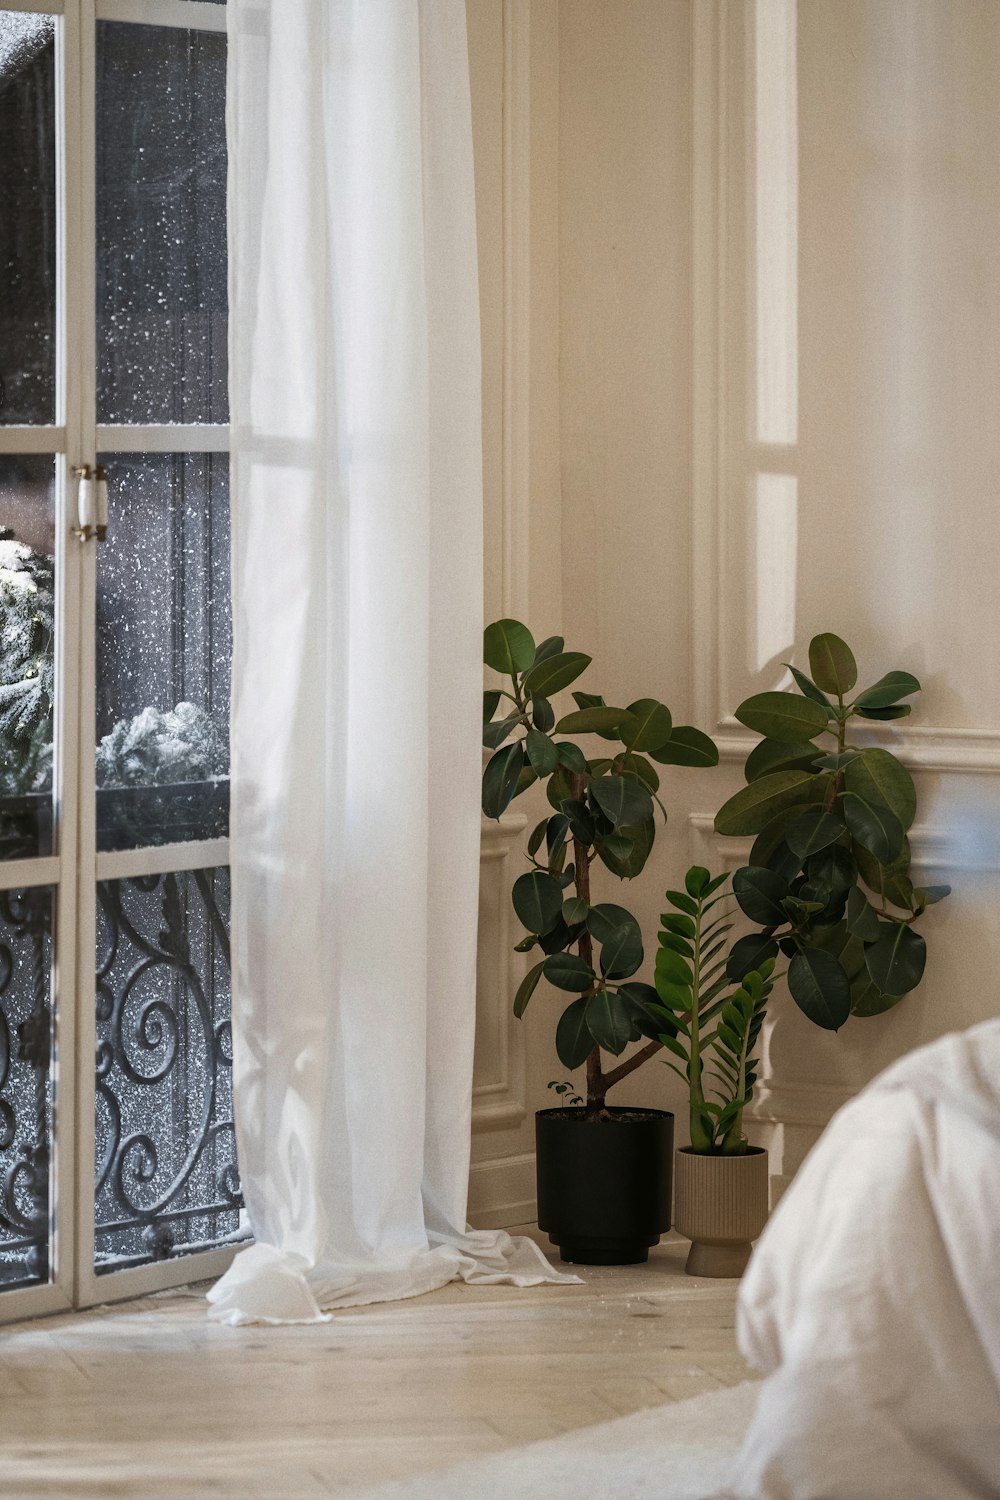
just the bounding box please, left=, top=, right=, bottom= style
left=673, top=1147, right=769, bottom=1278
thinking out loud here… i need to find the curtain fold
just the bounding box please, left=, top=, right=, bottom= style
left=209, top=0, right=575, bottom=1326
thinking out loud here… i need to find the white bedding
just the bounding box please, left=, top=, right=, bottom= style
left=730, top=1020, right=1000, bottom=1499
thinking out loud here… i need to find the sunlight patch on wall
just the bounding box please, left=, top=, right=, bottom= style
left=750, top=472, right=798, bottom=675
left=754, top=0, right=798, bottom=447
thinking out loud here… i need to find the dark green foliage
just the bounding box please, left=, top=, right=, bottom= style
left=645, top=868, right=775, bottom=1155
left=715, top=632, right=947, bottom=1029
left=482, top=618, right=719, bottom=1105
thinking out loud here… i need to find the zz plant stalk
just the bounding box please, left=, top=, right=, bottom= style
left=651, top=868, right=775, bottom=1154
left=715, top=632, right=949, bottom=1030
left=481, top=618, right=719, bottom=1112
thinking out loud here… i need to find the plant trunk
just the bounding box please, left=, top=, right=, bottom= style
left=571, top=772, right=606, bottom=1111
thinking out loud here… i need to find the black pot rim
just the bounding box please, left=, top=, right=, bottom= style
left=677, top=1144, right=767, bottom=1158
left=536, top=1105, right=674, bottom=1122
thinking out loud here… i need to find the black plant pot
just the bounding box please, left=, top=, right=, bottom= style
left=535, top=1105, right=674, bottom=1266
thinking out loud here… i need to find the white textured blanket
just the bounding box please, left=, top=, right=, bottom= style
left=732, top=1020, right=1000, bottom=1499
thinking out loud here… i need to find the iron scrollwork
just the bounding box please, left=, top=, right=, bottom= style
left=0, top=887, right=53, bottom=1288
left=95, top=866, right=245, bottom=1271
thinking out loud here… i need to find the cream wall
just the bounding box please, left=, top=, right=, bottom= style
left=469, top=0, right=1000, bottom=1223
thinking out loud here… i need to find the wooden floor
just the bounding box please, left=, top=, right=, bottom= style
left=0, top=1227, right=752, bottom=1499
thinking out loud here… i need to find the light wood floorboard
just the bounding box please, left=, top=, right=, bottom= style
left=0, top=1227, right=753, bottom=1497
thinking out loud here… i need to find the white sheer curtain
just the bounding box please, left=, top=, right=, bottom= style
left=208, top=0, right=574, bottom=1324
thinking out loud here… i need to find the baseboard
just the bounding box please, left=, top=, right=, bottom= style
left=467, top=1150, right=536, bottom=1230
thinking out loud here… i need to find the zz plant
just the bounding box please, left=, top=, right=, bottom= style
left=715, top=632, right=949, bottom=1030
left=651, top=868, right=775, bottom=1154
left=482, top=618, right=718, bottom=1111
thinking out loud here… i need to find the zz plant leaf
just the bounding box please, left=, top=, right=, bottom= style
left=483, top=617, right=719, bottom=1111
left=716, top=631, right=948, bottom=1029
left=644, top=869, right=776, bottom=1155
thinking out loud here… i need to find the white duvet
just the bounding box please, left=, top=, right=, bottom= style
left=730, top=1020, right=1000, bottom=1499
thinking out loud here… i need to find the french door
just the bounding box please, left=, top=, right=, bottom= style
left=0, top=0, right=245, bottom=1323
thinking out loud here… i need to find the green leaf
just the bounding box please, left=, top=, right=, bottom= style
left=562, top=897, right=589, bottom=926
left=513, top=960, right=547, bottom=1018
left=842, top=792, right=904, bottom=864
left=865, top=923, right=926, bottom=996
left=545, top=766, right=574, bottom=813
left=523, top=651, right=592, bottom=698
left=744, top=737, right=824, bottom=783
left=851, top=976, right=903, bottom=1017
left=853, top=670, right=921, bottom=710
left=912, top=884, right=951, bottom=908
left=555, top=707, right=637, bottom=737
left=527, top=818, right=548, bottom=858
left=585, top=989, right=636, bottom=1054
left=481, top=742, right=525, bottom=819
left=649, top=726, right=719, bottom=768
left=732, top=866, right=790, bottom=925
left=556, top=741, right=588, bottom=773
left=655, top=945, right=693, bottom=987
left=726, top=933, right=779, bottom=981
left=787, top=947, right=852, bottom=1030
left=618, top=753, right=659, bottom=793
left=483, top=711, right=522, bottom=749
left=525, top=728, right=559, bottom=778
left=714, top=770, right=819, bottom=837
left=623, top=698, right=673, bottom=753
left=589, top=775, right=653, bottom=828
left=597, top=817, right=655, bottom=879
left=845, top=885, right=881, bottom=943
left=843, top=748, right=916, bottom=831
left=598, top=923, right=644, bottom=980
left=483, top=689, right=502, bottom=723
left=785, top=807, right=847, bottom=860
left=685, top=865, right=712, bottom=898
left=664, top=889, right=698, bottom=917
left=586, top=903, right=639, bottom=946
left=855, top=704, right=912, bottom=722
left=512, top=871, right=563, bottom=936
left=532, top=635, right=565, bottom=664
left=559, top=798, right=595, bottom=844
left=555, top=997, right=595, bottom=1069
left=532, top=696, right=555, bottom=732
left=806, top=843, right=857, bottom=897
left=660, top=912, right=696, bottom=938
left=544, top=951, right=597, bottom=992
left=784, top=663, right=835, bottom=712
left=595, top=834, right=633, bottom=863
left=483, top=619, right=535, bottom=676
left=734, top=692, right=829, bottom=743
left=617, top=981, right=667, bottom=1036
left=514, top=934, right=538, bottom=953
left=809, top=633, right=857, bottom=694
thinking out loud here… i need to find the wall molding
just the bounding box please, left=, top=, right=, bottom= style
left=501, top=0, right=532, bottom=623
left=474, top=813, right=528, bottom=1134
left=689, top=0, right=1000, bottom=778
left=468, top=1150, right=536, bottom=1231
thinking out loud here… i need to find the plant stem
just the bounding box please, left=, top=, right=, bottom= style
left=570, top=770, right=606, bottom=1111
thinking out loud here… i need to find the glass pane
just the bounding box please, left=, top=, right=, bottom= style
left=0, top=886, right=54, bottom=1290
left=95, top=867, right=244, bottom=1272
left=0, top=456, right=54, bottom=861
left=96, top=452, right=230, bottom=852
left=96, top=23, right=228, bottom=424
left=0, top=13, right=56, bottom=425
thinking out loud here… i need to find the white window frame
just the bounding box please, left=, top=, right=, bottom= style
left=0, top=0, right=239, bottom=1325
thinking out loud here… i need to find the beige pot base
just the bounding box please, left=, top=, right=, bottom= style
left=685, top=1238, right=753, bottom=1278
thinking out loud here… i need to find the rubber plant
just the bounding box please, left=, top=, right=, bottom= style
left=481, top=618, right=719, bottom=1110
left=714, top=632, right=949, bottom=1030
left=650, top=868, right=776, bottom=1153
